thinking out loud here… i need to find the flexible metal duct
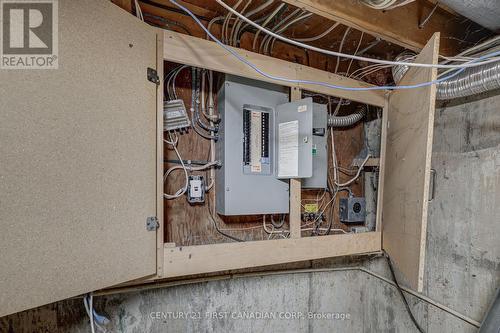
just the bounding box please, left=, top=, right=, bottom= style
left=436, top=61, right=500, bottom=100
left=328, top=106, right=366, bottom=127
left=392, top=53, right=500, bottom=100
left=391, top=51, right=417, bottom=84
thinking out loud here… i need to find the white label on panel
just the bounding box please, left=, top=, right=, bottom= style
left=297, top=105, right=308, bottom=113
left=278, top=120, right=299, bottom=177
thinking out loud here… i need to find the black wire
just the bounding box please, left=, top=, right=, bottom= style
left=383, top=250, right=425, bottom=333
left=206, top=194, right=244, bottom=243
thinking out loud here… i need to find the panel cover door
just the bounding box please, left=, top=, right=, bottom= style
left=275, top=97, right=314, bottom=179
left=0, top=0, right=160, bottom=316
left=382, top=34, right=440, bottom=292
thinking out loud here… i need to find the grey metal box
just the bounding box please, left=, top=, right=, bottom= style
left=302, top=103, right=328, bottom=189
left=216, top=75, right=290, bottom=216
left=339, top=197, right=366, bottom=223
left=275, top=98, right=313, bottom=179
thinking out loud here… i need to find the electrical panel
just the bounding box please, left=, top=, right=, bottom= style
left=216, top=75, right=289, bottom=216
left=216, top=75, right=331, bottom=215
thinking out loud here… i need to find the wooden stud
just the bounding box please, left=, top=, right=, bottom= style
left=289, top=87, right=302, bottom=239
left=375, top=96, right=389, bottom=233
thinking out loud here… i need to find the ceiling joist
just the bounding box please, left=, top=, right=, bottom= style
left=281, top=0, right=487, bottom=56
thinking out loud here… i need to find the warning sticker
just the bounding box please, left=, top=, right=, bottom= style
left=304, top=203, right=319, bottom=213
left=297, top=105, right=308, bottom=113
left=278, top=120, right=299, bottom=177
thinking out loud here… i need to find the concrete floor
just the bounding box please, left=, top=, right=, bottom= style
left=1, top=91, right=499, bottom=333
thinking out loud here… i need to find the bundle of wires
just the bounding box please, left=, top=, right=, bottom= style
left=168, top=0, right=500, bottom=95
left=163, top=131, right=218, bottom=200
left=359, top=0, right=416, bottom=10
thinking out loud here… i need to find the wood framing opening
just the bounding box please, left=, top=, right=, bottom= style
left=159, top=30, right=387, bottom=277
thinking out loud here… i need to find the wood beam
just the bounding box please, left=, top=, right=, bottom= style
left=163, top=30, right=386, bottom=107
left=282, top=0, right=469, bottom=55
left=163, top=232, right=382, bottom=278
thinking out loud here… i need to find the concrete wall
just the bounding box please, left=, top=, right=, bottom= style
left=1, top=92, right=499, bottom=333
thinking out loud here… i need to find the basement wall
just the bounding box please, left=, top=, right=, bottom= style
left=1, top=91, right=499, bottom=333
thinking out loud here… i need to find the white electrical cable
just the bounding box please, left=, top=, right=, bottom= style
left=164, top=161, right=219, bottom=181
left=335, top=154, right=371, bottom=187
left=252, top=3, right=285, bottom=50
left=170, top=0, right=500, bottom=92
left=266, top=12, right=313, bottom=55
left=359, top=0, right=416, bottom=10
left=212, top=0, right=500, bottom=69
left=230, top=0, right=253, bottom=47
left=335, top=27, right=351, bottom=73
left=360, top=0, right=398, bottom=9
left=259, top=8, right=301, bottom=54
left=84, top=294, right=107, bottom=333
left=231, top=0, right=275, bottom=46
left=84, top=294, right=96, bottom=333
left=295, top=23, right=340, bottom=42
left=347, top=32, right=365, bottom=76
left=163, top=132, right=189, bottom=200
left=385, top=0, right=416, bottom=10
left=134, top=0, right=144, bottom=21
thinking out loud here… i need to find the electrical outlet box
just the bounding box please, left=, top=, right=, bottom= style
left=339, top=197, right=366, bottom=223
left=187, top=175, right=205, bottom=204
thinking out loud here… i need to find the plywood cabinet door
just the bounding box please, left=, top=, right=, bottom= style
left=0, top=1, right=161, bottom=316
left=382, top=34, right=440, bottom=292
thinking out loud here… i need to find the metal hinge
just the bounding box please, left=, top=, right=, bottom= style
left=147, top=67, right=160, bottom=85
left=146, top=216, right=159, bottom=231
left=429, top=169, right=437, bottom=202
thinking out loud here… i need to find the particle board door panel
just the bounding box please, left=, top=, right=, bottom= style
left=382, top=33, right=440, bottom=292
left=0, top=0, right=159, bottom=317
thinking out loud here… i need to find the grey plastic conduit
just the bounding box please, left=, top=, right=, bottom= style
left=328, top=106, right=366, bottom=128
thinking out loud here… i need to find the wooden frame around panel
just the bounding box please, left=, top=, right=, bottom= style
left=156, top=30, right=387, bottom=279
